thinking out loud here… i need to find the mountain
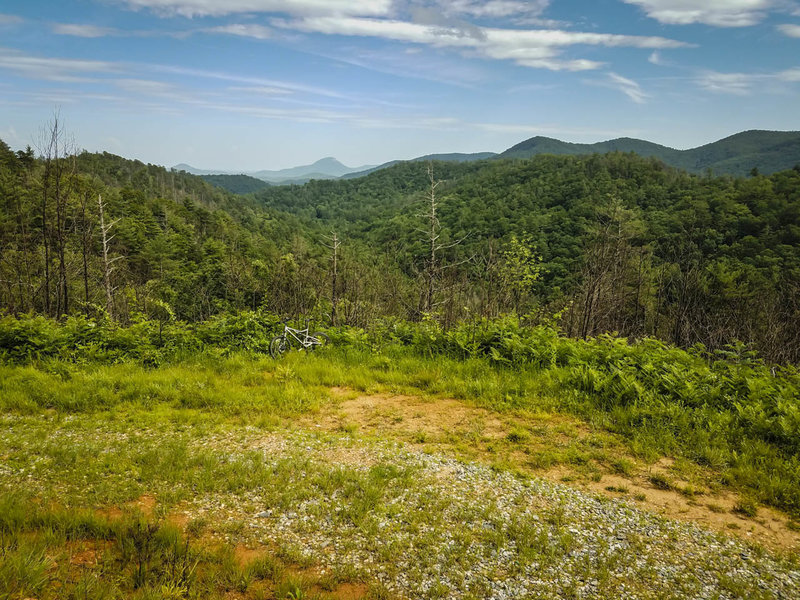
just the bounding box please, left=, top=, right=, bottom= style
left=250, top=157, right=376, bottom=182
left=173, top=157, right=376, bottom=184
left=342, top=151, right=497, bottom=179
left=199, top=173, right=271, bottom=194
left=172, top=163, right=233, bottom=176
left=3, top=137, right=800, bottom=362
left=174, top=130, right=800, bottom=187
left=499, top=136, right=679, bottom=162
left=498, top=130, right=800, bottom=176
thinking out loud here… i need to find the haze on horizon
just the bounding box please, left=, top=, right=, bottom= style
left=1, top=0, right=799, bottom=171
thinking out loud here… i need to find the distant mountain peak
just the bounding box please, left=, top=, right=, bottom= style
left=310, top=157, right=349, bottom=170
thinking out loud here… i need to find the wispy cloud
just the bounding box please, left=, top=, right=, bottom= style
left=0, top=47, right=118, bottom=82
left=622, top=0, right=776, bottom=27
left=315, top=46, right=489, bottom=88
left=272, top=16, right=690, bottom=71
left=227, top=85, right=293, bottom=96
left=441, top=0, right=550, bottom=19
left=609, top=72, right=648, bottom=103
left=777, top=23, right=800, bottom=37
left=584, top=72, right=649, bottom=103
left=52, top=23, right=119, bottom=37
left=0, top=125, right=21, bottom=144
left=111, top=0, right=691, bottom=72
left=202, top=23, right=273, bottom=39
left=149, top=64, right=352, bottom=100
left=119, top=0, right=392, bottom=18
left=697, top=67, right=800, bottom=94
left=0, top=13, right=24, bottom=25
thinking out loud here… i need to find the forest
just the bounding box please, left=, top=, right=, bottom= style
left=3, top=126, right=800, bottom=600
left=2, top=122, right=799, bottom=363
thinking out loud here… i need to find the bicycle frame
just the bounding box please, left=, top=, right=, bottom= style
left=283, top=325, right=318, bottom=349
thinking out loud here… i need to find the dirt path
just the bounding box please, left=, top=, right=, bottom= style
left=301, top=387, right=800, bottom=552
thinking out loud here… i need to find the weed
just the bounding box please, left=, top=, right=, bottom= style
left=339, top=422, right=359, bottom=435
left=610, top=458, right=635, bottom=477
left=733, top=498, right=759, bottom=518
left=678, top=484, right=703, bottom=498
left=506, top=428, right=529, bottom=444
left=649, top=473, right=673, bottom=491
left=275, top=575, right=309, bottom=599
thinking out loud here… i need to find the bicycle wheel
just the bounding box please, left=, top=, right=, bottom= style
left=307, top=332, right=330, bottom=351
left=269, top=335, right=289, bottom=359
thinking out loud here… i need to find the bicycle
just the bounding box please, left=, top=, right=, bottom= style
left=269, top=319, right=330, bottom=359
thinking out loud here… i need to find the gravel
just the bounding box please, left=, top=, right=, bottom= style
left=182, top=430, right=800, bottom=600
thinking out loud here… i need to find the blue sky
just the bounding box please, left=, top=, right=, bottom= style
left=1, top=0, right=799, bottom=171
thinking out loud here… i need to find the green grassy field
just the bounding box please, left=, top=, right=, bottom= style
left=1, top=342, right=800, bottom=599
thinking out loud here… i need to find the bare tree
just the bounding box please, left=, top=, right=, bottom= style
left=38, top=112, right=77, bottom=317
left=77, top=188, right=94, bottom=311
left=322, top=231, right=341, bottom=326
left=574, top=197, right=642, bottom=339
left=416, top=163, right=469, bottom=315
left=97, top=194, right=120, bottom=320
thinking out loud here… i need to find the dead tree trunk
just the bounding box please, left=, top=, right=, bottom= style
left=98, top=194, right=119, bottom=320
left=323, top=231, right=341, bottom=326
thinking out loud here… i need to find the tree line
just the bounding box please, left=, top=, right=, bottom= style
left=2, top=124, right=799, bottom=362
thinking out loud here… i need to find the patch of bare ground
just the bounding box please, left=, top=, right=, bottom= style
left=95, top=493, right=157, bottom=520
left=65, top=540, right=112, bottom=567
left=232, top=544, right=368, bottom=599
left=303, top=387, right=800, bottom=552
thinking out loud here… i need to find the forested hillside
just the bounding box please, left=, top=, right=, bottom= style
left=2, top=133, right=800, bottom=362
left=498, top=130, right=800, bottom=176
left=256, top=154, right=800, bottom=362
left=0, top=134, right=321, bottom=322
left=199, top=173, right=271, bottom=194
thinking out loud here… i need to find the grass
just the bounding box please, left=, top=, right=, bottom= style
left=0, top=492, right=356, bottom=600
left=2, top=344, right=800, bottom=518
left=2, top=336, right=800, bottom=597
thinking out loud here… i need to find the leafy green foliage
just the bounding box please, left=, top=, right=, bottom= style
left=5, top=312, right=799, bottom=514
left=498, top=130, right=800, bottom=176
left=199, top=173, right=271, bottom=194
left=2, top=137, right=800, bottom=361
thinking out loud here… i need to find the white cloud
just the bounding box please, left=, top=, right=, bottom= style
left=0, top=13, right=24, bottom=25
left=443, top=0, right=550, bottom=19
left=274, top=16, right=689, bottom=71
left=608, top=72, right=648, bottom=103
left=115, top=78, right=180, bottom=95
left=120, top=0, right=392, bottom=18
left=779, top=67, right=800, bottom=81
left=584, top=72, right=649, bottom=103
left=150, top=64, right=353, bottom=99
left=777, top=23, right=800, bottom=36
left=623, top=0, right=775, bottom=27
left=697, top=67, right=800, bottom=94
left=228, top=85, right=293, bottom=95
left=0, top=47, right=118, bottom=82
left=52, top=23, right=119, bottom=37
left=0, top=125, right=21, bottom=144
left=202, top=23, right=273, bottom=39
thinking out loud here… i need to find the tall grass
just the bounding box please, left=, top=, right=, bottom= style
left=2, top=313, right=800, bottom=514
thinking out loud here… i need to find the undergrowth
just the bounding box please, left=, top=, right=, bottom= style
left=2, top=313, right=800, bottom=515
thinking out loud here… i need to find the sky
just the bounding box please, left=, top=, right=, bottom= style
left=1, top=1, right=799, bottom=171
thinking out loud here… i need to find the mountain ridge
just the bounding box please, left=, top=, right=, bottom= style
left=498, top=130, right=800, bottom=175
left=178, top=130, right=800, bottom=194
left=173, top=156, right=376, bottom=183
